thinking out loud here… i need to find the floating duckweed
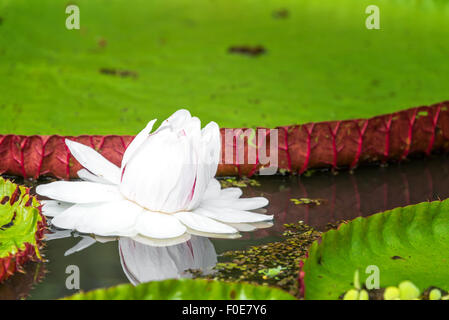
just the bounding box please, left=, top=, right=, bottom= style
left=219, top=177, right=261, bottom=188
left=290, top=198, right=325, bottom=206
left=303, top=170, right=316, bottom=178
left=343, top=289, right=360, bottom=300
left=429, top=288, right=442, bottom=300
left=398, top=281, right=420, bottom=300
left=258, top=266, right=285, bottom=279
left=384, top=286, right=400, bottom=300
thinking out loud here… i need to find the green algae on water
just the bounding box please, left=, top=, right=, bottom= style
left=191, top=221, right=323, bottom=298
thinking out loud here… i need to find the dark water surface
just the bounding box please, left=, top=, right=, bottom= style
left=2, top=155, right=449, bottom=299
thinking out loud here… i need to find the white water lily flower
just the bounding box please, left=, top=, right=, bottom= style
left=37, top=110, right=273, bottom=246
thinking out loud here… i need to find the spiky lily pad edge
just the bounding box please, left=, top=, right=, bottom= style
left=0, top=101, right=448, bottom=179
left=0, top=178, right=47, bottom=283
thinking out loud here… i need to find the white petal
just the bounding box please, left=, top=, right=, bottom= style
left=50, top=204, right=85, bottom=230
left=182, top=230, right=241, bottom=239
left=194, top=206, right=273, bottom=223
left=174, top=212, right=238, bottom=234
left=77, top=169, right=113, bottom=184
left=201, top=121, right=221, bottom=179
left=41, top=200, right=72, bottom=217
left=51, top=200, right=142, bottom=237
left=44, top=229, right=72, bottom=240
left=37, top=181, right=122, bottom=204
left=185, top=167, right=208, bottom=211
left=202, top=179, right=221, bottom=200
left=92, top=235, right=118, bottom=243
left=225, top=221, right=273, bottom=231
left=130, top=234, right=191, bottom=247
left=226, top=223, right=257, bottom=232
left=120, top=127, right=197, bottom=212
left=150, top=109, right=192, bottom=135
left=218, top=187, right=242, bottom=199
left=182, top=116, right=201, bottom=137
left=121, top=119, right=157, bottom=169
left=119, top=110, right=221, bottom=213
left=135, top=211, right=187, bottom=239
left=201, top=197, right=269, bottom=211
left=187, top=122, right=221, bottom=210
left=65, top=139, right=121, bottom=184
left=164, top=109, right=192, bottom=129
left=249, top=221, right=274, bottom=229
left=64, top=236, right=97, bottom=256
left=161, top=119, right=202, bottom=212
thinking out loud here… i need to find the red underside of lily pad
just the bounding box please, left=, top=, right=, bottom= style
left=0, top=101, right=448, bottom=179
left=0, top=242, right=41, bottom=283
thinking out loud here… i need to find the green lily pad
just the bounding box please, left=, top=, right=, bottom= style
left=303, top=199, right=449, bottom=300
left=1, top=0, right=449, bottom=134
left=64, top=278, right=296, bottom=300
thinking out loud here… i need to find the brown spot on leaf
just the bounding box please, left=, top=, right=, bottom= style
left=98, top=38, right=107, bottom=48
left=99, top=68, right=138, bottom=78
left=272, top=9, right=289, bottom=19
left=1, top=196, right=9, bottom=205
left=9, top=186, right=21, bottom=205
left=228, top=45, right=266, bottom=57
left=1, top=211, right=16, bottom=230
left=25, top=197, right=33, bottom=207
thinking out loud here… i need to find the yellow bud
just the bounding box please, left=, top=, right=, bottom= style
left=398, top=281, right=420, bottom=300
left=429, top=289, right=442, bottom=300
left=359, top=289, right=369, bottom=300
left=384, top=286, right=400, bottom=300
left=343, top=289, right=360, bottom=300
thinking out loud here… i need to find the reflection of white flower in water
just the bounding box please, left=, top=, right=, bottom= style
left=37, top=110, right=273, bottom=246
left=119, top=236, right=217, bottom=285
left=45, top=230, right=217, bottom=284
